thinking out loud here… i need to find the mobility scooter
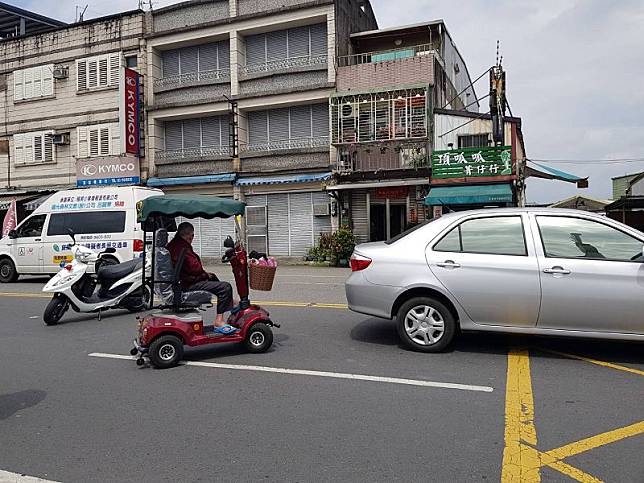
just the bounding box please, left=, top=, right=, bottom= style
left=131, top=195, right=279, bottom=369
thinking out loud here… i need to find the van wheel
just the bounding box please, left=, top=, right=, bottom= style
left=44, top=295, right=69, bottom=325
left=0, top=258, right=18, bottom=283
left=396, top=297, right=456, bottom=352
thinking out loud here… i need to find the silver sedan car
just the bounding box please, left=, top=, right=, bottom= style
left=346, top=208, right=644, bottom=352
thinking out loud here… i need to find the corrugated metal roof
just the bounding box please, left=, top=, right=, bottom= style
left=236, top=173, right=332, bottom=186
left=147, top=174, right=236, bottom=187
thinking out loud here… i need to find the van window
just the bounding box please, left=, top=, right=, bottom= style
left=16, top=215, right=47, bottom=238
left=47, top=211, right=126, bottom=236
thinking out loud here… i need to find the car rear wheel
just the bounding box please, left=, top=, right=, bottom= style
left=396, top=297, right=456, bottom=352
left=0, top=258, right=18, bottom=283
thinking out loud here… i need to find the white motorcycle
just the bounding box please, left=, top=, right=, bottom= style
left=42, top=231, right=151, bottom=325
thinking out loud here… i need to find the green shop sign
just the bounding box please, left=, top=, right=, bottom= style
left=431, top=146, right=513, bottom=179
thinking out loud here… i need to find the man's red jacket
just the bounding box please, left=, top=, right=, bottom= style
left=166, top=236, right=208, bottom=287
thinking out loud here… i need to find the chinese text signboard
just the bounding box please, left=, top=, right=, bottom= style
left=431, top=146, right=513, bottom=181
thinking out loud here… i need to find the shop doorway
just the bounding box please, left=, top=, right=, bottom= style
left=370, top=201, right=407, bottom=242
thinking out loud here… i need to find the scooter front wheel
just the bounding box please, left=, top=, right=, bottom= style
left=148, top=335, right=184, bottom=369
left=244, top=323, right=273, bottom=353
left=43, top=295, right=69, bottom=326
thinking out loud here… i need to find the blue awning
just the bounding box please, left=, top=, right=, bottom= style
left=147, top=173, right=236, bottom=187
left=425, top=184, right=513, bottom=205
left=236, top=172, right=332, bottom=186
left=526, top=161, right=586, bottom=184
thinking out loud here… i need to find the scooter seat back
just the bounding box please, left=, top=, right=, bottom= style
left=97, top=258, right=142, bottom=281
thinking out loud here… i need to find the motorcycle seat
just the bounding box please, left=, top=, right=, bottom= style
left=97, top=258, right=142, bottom=281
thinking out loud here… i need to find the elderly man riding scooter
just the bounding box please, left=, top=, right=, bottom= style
left=167, top=222, right=238, bottom=334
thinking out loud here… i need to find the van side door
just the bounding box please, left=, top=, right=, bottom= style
left=12, top=214, right=47, bottom=273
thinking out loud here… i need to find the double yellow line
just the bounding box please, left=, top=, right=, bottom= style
left=0, top=291, right=349, bottom=310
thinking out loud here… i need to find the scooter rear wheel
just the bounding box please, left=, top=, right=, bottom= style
left=43, top=295, right=69, bottom=326
left=244, top=322, right=273, bottom=353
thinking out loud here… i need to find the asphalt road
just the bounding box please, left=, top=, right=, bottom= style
left=0, top=268, right=643, bottom=482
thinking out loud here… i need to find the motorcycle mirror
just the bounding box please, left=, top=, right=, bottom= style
left=223, top=236, right=235, bottom=248
left=103, top=247, right=116, bottom=254
left=67, top=228, right=76, bottom=245
left=8, top=229, right=17, bottom=239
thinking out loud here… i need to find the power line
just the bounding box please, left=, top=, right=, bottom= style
left=439, top=67, right=492, bottom=110
left=437, top=111, right=491, bottom=138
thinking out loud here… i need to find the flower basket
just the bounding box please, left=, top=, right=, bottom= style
left=249, top=264, right=276, bottom=291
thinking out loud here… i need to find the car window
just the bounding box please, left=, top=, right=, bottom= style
left=47, top=211, right=126, bottom=236
left=16, top=215, right=46, bottom=238
left=385, top=220, right=433, bottom=245
left=537, top=216, right=644, bottom=262
left=434, top=216, right=527, bottom=256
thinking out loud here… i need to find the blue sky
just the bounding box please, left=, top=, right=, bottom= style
left=15, top=0, right=644, bottom=202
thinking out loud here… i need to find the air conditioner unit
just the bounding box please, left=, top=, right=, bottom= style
left=52, top=66, right=69, bottom=80
left=52, top=133, right=70, bottom=145
left=341, top=104, right=356, bottom=119
left=313, top=203, right=331, bottom=216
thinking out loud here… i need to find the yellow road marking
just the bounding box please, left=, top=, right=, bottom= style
left=0, top=292, right=348, bottom=309
left=502, top=348, right=644, bottom=482
left=540, top=348, right=644, bottom=377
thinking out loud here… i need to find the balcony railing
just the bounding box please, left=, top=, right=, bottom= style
left=240, top=54, right=327, bottom=77
left=242, top=136, right=329, bottom=153
left=156, top=146, right=232, bottom=162
left=154, top=68, right=231, bottom=91
left=336, top=143, right=429, bottom=173
left=337, top=44, right=442, bottom=67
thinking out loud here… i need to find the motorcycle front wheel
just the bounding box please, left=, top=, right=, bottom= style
left=43, top=295, right=69, bottom=326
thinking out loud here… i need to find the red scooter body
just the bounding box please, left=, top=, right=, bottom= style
left=132, top=239, right=277, bottom=368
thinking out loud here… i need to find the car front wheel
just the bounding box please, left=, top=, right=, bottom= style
left=396, top=297, right=456, bottom=352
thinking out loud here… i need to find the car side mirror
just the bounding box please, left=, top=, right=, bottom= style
left=8, top=229, right=17, bottom=239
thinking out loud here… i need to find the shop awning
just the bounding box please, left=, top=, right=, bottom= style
left=326, top=178, right=429, bottom=191
left=147, top=173, right=236, bottom=187
left=425, top=184, right=513, bottom=206
left=526, top=161, right=587, bottom=187
left=236, top=172, right=332, bottom=186
left=0, top=192, right=35, bottom=210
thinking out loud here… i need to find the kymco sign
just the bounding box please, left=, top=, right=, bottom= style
left=124, top=67, right=140, bottom=155
left=76, top=158, right=140, bottom=187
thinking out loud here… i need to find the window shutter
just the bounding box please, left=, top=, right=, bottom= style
left=99, top=55, right=109, bottom=87
left=164, top=121, right=182, bottom=151
left=162, top=50, right=180, bottom=77
left=266, top=30, right=287, bottom=62
left=288, top=26, right=309, bottom=58
left=77, top=126, right=89, bottom=158
left=13, top=134, right=24, bottom=165
left=24, top=134, right=33, bottom=163
left=24, top=68, right=33, bottom=99
left=182, top=118, right=201, bottom=149
left=201, top=117, right=220, bottom=147
left=218, top=41, right=230, bottom=70
left=99, top=126, right=110, bottom=155
left=245, top=34, right=266, bottom=66
left=88, top=59, right=98, bottom=88
left=309, top=23, right=327, bottom=56
left=311, top=103, right=329, bottom=138
left=109, top=53, right=121, bottom=86
left=33, top=134, right=43, bottom=162
left=42, top=65, right=54, bottom=96
left=198, top=43, right=218, bottom=72
left=77, top=60, right=87, bottom=90
left=89, top=128, right=99, bottom=157
left=13, top=69, right=24, bottom=101
left=179, top=47, right=198, bottom=74
left=248, top=110, right=268, bottom=146
left=268, top=108, right=289, bottom=142
left=289, top=105, right=312, bottom=140
left=31, top=66, right=42, bottom=98
left=110, top=123, right=121, bottom=155
left=44, top=132, right=54, bottom=162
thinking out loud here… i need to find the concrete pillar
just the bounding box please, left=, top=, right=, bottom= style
left=326, top=11, right=335, bottom=84
left=230, top=31, right=240, bottom=96
left=229, top=0, right=237, bottom=17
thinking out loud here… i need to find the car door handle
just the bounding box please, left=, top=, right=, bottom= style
left=34, top=238, right=41, bottom=242
left=436, top=260, right=461, bottom=268
left=543, top=267, right=571, bottom=275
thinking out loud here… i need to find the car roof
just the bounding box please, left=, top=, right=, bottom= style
left=437, top=207, right=607, bottom=219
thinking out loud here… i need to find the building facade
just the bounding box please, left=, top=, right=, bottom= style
left=0, top=8, right=147, bottom=218
left=144, top=0, right=377, bottom=257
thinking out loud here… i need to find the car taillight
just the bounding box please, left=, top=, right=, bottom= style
left=350, top=253, right=372, bottom=272
left=133, top=239, right=144, bottom=252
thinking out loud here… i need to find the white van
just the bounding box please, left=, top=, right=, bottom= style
left=0, top=186, right=163, bottom=282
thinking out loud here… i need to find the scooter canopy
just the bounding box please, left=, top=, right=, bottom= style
left=137, top=195, right=246, bottom=223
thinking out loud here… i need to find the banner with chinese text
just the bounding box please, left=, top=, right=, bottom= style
left=431, top=146, right=513, bottom=180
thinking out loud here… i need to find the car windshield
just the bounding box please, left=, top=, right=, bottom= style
left=385, top=219, right=433, bottom=245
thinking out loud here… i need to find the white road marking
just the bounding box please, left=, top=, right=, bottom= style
left=0, top=470, right=59, bottom=482
left=88, top=352, right=493, bottom=393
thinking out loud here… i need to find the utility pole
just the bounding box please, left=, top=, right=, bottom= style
left=489, top=41, right=506, bottom=146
